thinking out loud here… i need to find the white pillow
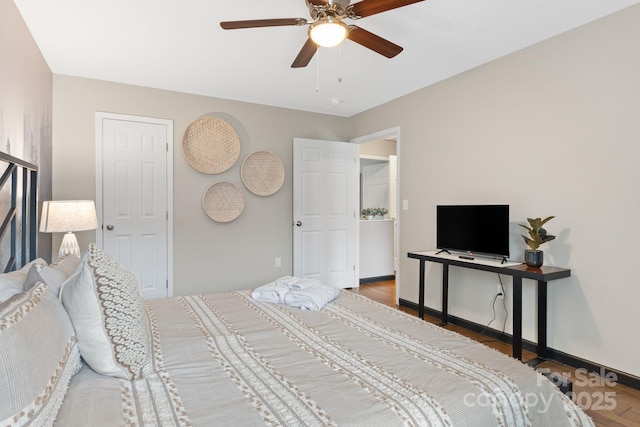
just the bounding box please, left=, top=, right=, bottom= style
left=0, top=258, right=47, bottom=302
left=0, top=282, right=81, bottom=427
left=24, top=255, right=81, bottom=297
left=61, top=244, right=150, bottom=380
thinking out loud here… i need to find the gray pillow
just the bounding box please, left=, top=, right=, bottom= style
left=0, top=258, right=47, bottom=303
left=61, top=244, right=150, bottom=380
left=24, top=255, right=81, bottom=297
left=0, top=282, right=81, bottom=426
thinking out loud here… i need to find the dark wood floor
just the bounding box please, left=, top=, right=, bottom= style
left=350, top=280, right=640, bottom=427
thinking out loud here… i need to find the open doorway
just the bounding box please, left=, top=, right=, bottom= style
left=351, top=127, right=400, bottom=302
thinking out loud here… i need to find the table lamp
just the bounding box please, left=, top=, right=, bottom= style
left=40, top=200, right=99, bottom=258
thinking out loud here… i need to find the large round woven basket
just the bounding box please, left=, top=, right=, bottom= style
left=241, top=151, right=285, bottom=196
left=182, top=117, right=240, bottom=174
left=202, top=182, right=244, bottom=223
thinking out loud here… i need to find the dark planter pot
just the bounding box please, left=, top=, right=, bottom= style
left=524, top=250, right=544, bottom=268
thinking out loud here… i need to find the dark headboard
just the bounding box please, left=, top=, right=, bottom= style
left=0, top=151, right=38, bottom=272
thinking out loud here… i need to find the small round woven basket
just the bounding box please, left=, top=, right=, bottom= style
left=182, top=117, right=240, bottom=174
left=241, top=151, right=285, bottom=196
left=202, top=182, right=244, bottom=222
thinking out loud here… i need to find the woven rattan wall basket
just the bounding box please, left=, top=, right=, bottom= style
left=182, top=117, right=240, bottom=174
left=240, top=151, right=285, bottom=196
left=202, top=182, right=245, bottom=223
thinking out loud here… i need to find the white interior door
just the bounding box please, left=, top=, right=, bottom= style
left=293, top=138, right=358, bottom=289
left=96, top=113, right=173, bottom=299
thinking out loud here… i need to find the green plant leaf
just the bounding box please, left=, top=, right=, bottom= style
left=539, top=216, right=555, bottom=227
left=521, top=235, right=539, bottom=250
left=540, top=235, right=556, bottom=244
left=521, top=215, right=555, bottom=250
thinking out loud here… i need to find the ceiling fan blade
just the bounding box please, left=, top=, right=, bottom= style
left=220, top=18, right=307, bottom=30
left=291, top=38, right=318, bottom=68
left=347, top=25, right=403, bottom=58
left=350, top=0, right=424, bottom=18
left=307, top=0, right=328, bottom=5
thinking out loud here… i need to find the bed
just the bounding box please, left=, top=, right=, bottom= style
left=0, top=151, right=38, bottom=274
left=0, top=151, right=594, bottom=427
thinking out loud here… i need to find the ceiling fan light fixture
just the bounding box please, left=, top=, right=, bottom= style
left=309, top=17, right=348, bottom=48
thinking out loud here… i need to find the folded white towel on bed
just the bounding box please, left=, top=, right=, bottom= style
left=251, top=276, right=315, bottom=303
left=252, top=276, right=339, bottom=310
left=283, top=282, right=340, bottom=311
left=275, top=275, right=322, bottom=290
left=251, top=280, right=291, bottom=304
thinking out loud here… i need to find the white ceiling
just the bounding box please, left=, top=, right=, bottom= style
left=14, top=0, right=640, bottom=117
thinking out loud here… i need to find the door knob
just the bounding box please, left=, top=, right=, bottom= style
left=295, top=221, right=302, bottom=227
left=106, top=225, right=114, bottom=230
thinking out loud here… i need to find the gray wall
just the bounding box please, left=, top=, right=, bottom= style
left=350, top=4, right=640, bottom=378
left=52, top=75, right=349, bottom=294
left=0, top=0, right=52, bottom=263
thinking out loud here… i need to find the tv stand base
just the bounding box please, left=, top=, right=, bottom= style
left=408, top=250, right=571, bottom=361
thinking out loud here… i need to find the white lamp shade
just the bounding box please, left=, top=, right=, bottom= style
left=309, top=19, right=348, bottom=48
left=40, top=200, right=98, bottom=233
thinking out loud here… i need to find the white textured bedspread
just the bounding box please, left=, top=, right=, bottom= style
left=55, top=290, right=593, bottom=426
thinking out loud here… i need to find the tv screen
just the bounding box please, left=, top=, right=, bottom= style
left=436, top=205, right=510, bottom=258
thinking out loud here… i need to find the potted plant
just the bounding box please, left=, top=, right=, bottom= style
left=519, top=216, right=556, bottom=267
left=361, top=208, right=374, bottom=220
left=372, top=207, right=388, bottom=219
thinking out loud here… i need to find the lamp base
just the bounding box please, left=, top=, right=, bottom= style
left=59, top=232, right=81, bottom=259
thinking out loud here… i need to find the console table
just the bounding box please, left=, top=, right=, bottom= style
left=407, top=250, right=571, bottom=362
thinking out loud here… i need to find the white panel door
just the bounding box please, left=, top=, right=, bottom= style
left=293, top=138, right=358, bottom=289
left=99, top=115, right=171, bottom=299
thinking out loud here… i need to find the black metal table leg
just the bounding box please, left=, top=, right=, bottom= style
left=538, top=281, right=548, bottom=357
left=512, top=276, right=523, bottom=360
left=440, top=264, right=449, bottom=325
left=525, top=280, right=549, bottom=366
left=418, top=259, right=425, bottom=320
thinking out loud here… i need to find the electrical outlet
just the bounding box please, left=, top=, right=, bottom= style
left=496, top=284, right=504, bottom=299
left=275, top=257, right=282, bottom=268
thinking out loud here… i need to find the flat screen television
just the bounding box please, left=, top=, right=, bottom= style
left=436, top=205, right=510, bottom=258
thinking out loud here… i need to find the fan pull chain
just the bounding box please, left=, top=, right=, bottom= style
left=315, top=46, right=320, bottom=93
left=338, top=45, right=343, bottom=84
